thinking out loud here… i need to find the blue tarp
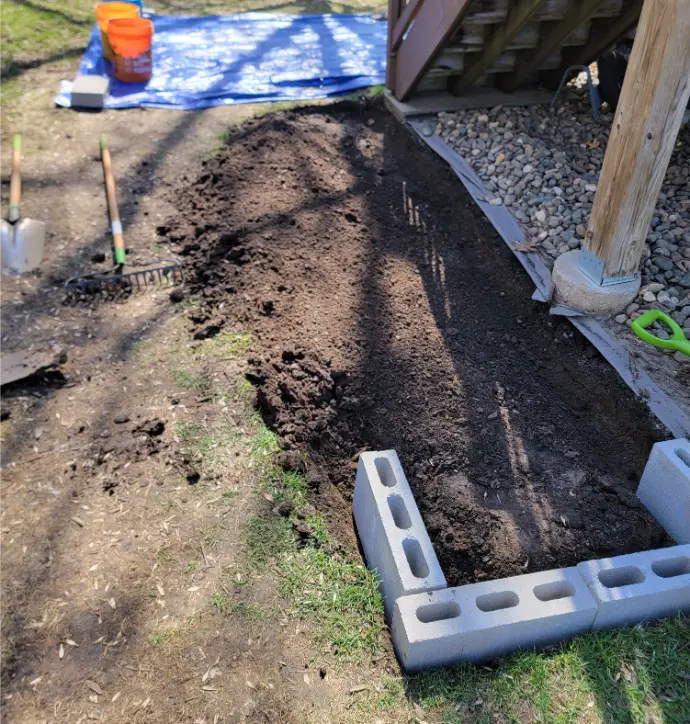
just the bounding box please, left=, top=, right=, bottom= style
left=55, top=12, right=387, bottom=110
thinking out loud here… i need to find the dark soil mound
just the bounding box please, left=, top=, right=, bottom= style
left=163, top=101, right=667, bottom=586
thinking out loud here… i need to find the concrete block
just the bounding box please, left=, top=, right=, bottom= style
left=552, top=249, right=640, bottom=314
left=71, top=75, right=110, bottom=109
left=353, top=450, right=446, bottom=621
left=637, top=439, right=690, bottom=543
left=391, top=567, right=597, bottom=671
left=577, top=545, right=690, bottom=630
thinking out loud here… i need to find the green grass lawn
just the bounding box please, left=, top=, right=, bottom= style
left=408, top=618, right=690, bottom=724
left=1, top=0, right=92, bottom=84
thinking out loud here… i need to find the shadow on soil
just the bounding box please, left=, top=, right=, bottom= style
left=1, top=47, right=85, bottom=83
left=177, top=100, right=664, bottom=582
left=0, top=104, right=210, bottom=473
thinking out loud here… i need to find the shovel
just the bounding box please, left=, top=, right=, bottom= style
left=1, top=134, right=46, bottom=275
left=631, top=308, right=690, bottom=357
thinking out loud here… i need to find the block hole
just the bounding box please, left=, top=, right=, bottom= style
left=598, top=566, right=645, bottom=589
left=533, top=580, right=576, bottom=602
left=402, top=538, right=430, bottom=579
left=676, top=447, right=690, bottom=470
left=652, top=556, right=690, bottom=578
left=416, top=601, right=461, bottom=623
left=476, top=590, right=519, bottom=612
left=375, top=456, right=397, bottom=488
left=388, top=494, right=412, bottom=529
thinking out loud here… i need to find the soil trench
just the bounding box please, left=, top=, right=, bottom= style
left=165, top=102, right=668, bottom=586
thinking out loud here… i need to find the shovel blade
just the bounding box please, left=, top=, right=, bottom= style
left=1, top=218, right=45, bottom=275
left=1, top=220, right=15, bottom=275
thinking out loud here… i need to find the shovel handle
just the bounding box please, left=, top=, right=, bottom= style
left=8, top=134, right=21, bottom=223
left=100, top=134, right=126, bottom=266
left=631, top=309, right=690, bottom=357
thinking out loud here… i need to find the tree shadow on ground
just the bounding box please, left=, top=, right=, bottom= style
left=8, top=0, right=92, bottom=26
left=170, top=97, right=685, bottom=722
left=1, top=47, right=86, bottom=83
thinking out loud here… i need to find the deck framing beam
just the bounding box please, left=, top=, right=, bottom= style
left=500, top=0, right=607, bottom=92
left=541, top=0, right=643, bottom=89
left=452, top=0, right=545, bottom=94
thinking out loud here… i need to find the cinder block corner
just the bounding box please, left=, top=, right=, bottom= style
left=637, top=438, right=690, bottom=544
left=352, top=450, right=446, bottom=621
left=577, top=545, right=690, bottom=630
left=391, top=567, right=597, bottom=672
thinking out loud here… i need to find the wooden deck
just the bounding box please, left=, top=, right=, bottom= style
left=387, top=0, right=642, bottom=102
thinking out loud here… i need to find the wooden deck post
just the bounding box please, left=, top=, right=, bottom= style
left=552, top=0, right=690, bottom=313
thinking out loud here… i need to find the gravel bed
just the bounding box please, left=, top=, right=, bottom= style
left=432, top=93, right=690, bottom=358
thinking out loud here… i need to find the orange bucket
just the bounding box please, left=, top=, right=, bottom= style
left=108, top=17, right=153, bottom=83
left=96, top=2, right=140, bottom=61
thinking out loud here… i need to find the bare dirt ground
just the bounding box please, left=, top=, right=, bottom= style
left=173, top=103, right=670, bottom=586
left=1, top=300, right=397, bottom=723
left=1, top=61, right=403, bottom=723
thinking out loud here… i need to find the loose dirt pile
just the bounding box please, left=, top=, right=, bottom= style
left=163, top=101, right=669, bottom=586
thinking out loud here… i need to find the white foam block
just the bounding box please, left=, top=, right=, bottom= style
left=391, top=567, right=597, bottom=671
left=352, top=450, right=446, bottom=621
left=71, top=75, right=110, bottom=109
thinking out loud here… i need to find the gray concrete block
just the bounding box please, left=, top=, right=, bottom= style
left=552, top=249, right=640, bottom=314
left=637, top=439, right=690, bottom=544
left=352, top=450, right=446, bottom=621
left=391, top=567, right=597, bottom=671
left=577, top=545, right=690, bottom=630
left=71, top=75, right=110, bottom=109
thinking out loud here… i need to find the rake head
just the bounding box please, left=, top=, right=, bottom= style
left=64, top=260, right=182, bottom=295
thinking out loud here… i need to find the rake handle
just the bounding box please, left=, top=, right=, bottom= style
left=100, top=134, right=126, bottom=266
left=8, top=134, right=21, bottom=223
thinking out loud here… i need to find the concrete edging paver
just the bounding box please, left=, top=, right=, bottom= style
left=391, top=567, right=598, bottom=671
left=352, top=450, right=446, bottom=620
left=354, top=450, right=690, bottom=671
left=637, top=438, right=690, bottom=544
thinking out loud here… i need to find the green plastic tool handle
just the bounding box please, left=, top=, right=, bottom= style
left=8, top=134, right=22, bottom=222
left=631, top=309, right=690, bottom=357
